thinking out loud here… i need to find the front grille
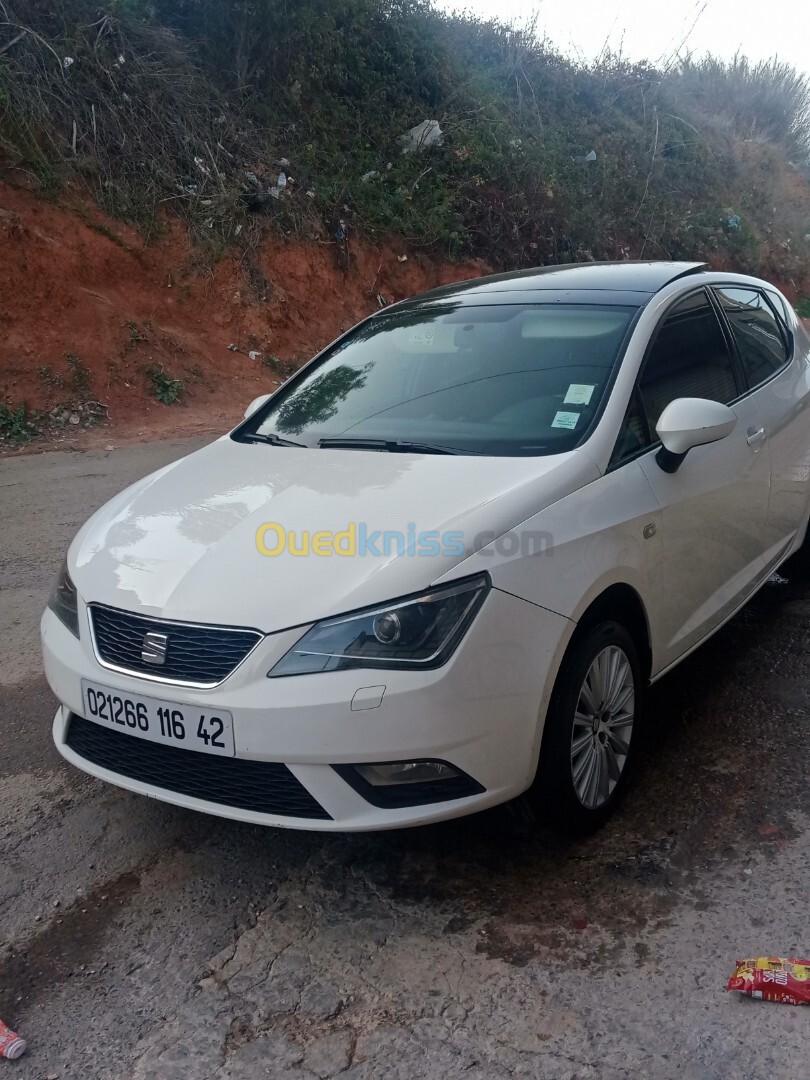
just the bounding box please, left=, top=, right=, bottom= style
left=66, top=714, right=331, bottom=820
left=89, top=604, right=262, bottom=686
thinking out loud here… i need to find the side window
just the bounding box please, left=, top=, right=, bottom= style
left=714, top=286, right=789, bottom=388
left=611, top=291, right=737, bottom=465
left=639, top=291, right=738, bottom=432
left=763, top=288, right=794, bottom=329
left=611, top=392, right=647, bottom=465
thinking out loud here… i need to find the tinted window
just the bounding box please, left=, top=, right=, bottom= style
left=611, top=392, right=647, bottom=463
left=612, top=292, right=738, bottom=464
left=241, top=304, right=636, bottom=456
left=714, top=287, right=788, bottom=388
left=764, top=288, right=793, bottom=329
left=639, top=291, right=738, bottom=432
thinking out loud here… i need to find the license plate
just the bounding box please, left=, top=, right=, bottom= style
left=81, top=680, right=235, bottom=757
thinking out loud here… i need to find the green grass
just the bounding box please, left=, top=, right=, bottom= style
left=796, top=298, right=810, bottom=318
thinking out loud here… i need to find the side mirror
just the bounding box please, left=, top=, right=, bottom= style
left=244, top=393, right=273, bottom=420
left=655, top=397, right=737, bottom=474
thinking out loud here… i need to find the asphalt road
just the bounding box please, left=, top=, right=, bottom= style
left=1, top=437, right=808, bottom=1079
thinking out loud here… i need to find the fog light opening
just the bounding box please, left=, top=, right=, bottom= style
left=355, top=760, right=460, bottom=787
left=332, top=759, right=486, bottom=809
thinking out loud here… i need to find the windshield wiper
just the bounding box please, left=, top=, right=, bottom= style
left=318, top=437, right=463, bottom=455
left=239, top=431, right=307, bottom=448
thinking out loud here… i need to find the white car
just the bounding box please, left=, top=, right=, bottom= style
left=42, top=262, right=810, bottom=833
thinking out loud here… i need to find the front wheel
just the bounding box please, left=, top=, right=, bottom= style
left=526, top=620, right=643, bottom=835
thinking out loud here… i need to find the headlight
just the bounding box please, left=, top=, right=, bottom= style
left=269, top=573, right=490, bottom=677
left=48, top=559, right=80, bottom=638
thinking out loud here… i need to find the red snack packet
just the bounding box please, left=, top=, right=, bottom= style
left=0, top=1020, right=27, bottom=1060
left=728, top=957, right=810, bottom=1005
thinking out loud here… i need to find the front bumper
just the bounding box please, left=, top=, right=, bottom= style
left=42, top=589, right=571, bottom=831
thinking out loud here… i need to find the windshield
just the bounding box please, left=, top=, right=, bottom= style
left=239, top=302, right=637, bottom=456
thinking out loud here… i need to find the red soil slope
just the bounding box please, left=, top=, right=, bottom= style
left=0, top=180, right=488, bottom=447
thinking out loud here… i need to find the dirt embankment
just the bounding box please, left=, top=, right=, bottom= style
left=0, top=179, right=488, bottom=449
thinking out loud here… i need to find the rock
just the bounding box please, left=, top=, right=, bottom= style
left=303, top=1031, right=353, bottom=1078
left=298, top=980, right=343, bottom=1020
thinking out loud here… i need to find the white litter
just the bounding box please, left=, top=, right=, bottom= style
left=398, top=120, right=443, bottom=153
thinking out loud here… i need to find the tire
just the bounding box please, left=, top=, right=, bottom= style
left=525, top=619, right=643, bottom=836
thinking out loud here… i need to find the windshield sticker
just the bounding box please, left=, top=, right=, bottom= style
left=551, top=410, right=580, bottom=430
left=564, top=383, right=595, bottom=405
left=409, top=325, right=435, bottom=348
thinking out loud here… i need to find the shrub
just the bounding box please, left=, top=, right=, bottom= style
left=66, top=352, right=91, bottom=395
left=147, top=365, right=184, bottom=404
left=0, top=402, right=37, bottom=444
left=669, top=54, right=810, bottom=158
left=1, top=1, right=808, bottom=276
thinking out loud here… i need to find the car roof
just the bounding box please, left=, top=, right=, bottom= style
left=387, top=261, right=707, bottom=311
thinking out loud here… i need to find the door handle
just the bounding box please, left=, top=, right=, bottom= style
left=747, top=427, right=766, bottom=447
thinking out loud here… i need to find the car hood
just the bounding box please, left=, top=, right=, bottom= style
left=70, top=437, right=599, bottom=632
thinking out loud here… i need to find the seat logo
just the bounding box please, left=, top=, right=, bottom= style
left=141, top=631, right=169, bottom=666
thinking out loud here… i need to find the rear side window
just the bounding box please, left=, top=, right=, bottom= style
left=713, top=287, right=789, bottom=388
left=763, top=288, right=793, bottom=328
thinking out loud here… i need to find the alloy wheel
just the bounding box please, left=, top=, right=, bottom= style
left=570, top=644, right=635, bottom=810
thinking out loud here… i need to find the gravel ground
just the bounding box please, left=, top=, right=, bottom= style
left=0, top=437, right=807, bottom=1079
